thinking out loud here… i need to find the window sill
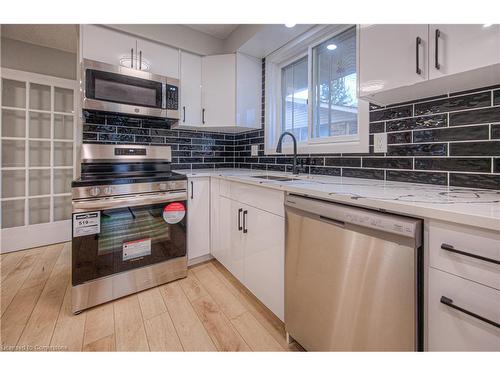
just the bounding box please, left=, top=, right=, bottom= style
left=265, top=139, right=369, bottom=155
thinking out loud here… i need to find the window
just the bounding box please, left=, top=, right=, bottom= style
left=281, top=57, right=308, bottom=143
left=265, top=25, right=369, bottom=155
left=311, top=27, right=358, bottom=142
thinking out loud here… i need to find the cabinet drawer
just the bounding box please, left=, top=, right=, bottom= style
left=219, top=180, right=284, bottom=217
left=429, top=220, right=500, bottom=289
left=428, top=267, right=500, bottom=351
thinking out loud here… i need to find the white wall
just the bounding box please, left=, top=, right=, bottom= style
left=106, top=24, right=225, bottom=56
left=1, top=37, right=77, bottom=80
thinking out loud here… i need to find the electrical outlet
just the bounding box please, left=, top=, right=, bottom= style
left=251, top=144, right=259, bottom=156
left=374, top=133, right=388, bottom=153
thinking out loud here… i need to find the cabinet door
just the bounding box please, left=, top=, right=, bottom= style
left=236, top=53, right=261, bottom=128
left=243, top=205, right=285, bottom=321
left=81, top=25, right=136, bottom=66
left=180, top=51, right=202, bottom=126
left=187, top=177, right=210, bottom=261
left=428, top=267, right=500, bottom=351
left=359, top=24, right=428, bottom=97
left=202, top=54, right=236, bottom=127
left=136, top=39, right=179, bottom=78
left=429, top=24, right=500, bottom=79
left=214, top=197, right=245, bottom=281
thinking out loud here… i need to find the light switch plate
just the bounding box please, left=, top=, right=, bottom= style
left=251, top=144, right=259, bottom=156
left=374, top=133, right=388, bottom=153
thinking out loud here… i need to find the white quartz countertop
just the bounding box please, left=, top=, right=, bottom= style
left=177, top=168, right=500, bottom=232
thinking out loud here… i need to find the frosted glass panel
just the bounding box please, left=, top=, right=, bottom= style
left=54, top=195, right=71, bottom=221
left=29, top=112, right=51, bottom=139
left=29, top=83, right=51, bottom=111
left=2, top=139, right=25, bottom=167
left=2, top=109, right=26, bottom=137
left=54, top=87, right=74, bottom=113
left=2, top=79, right=26, bottom=108
left=54, top=114, right=73, bottom=140
left=53, top=169, right=72, bottom=194
left=29, top=140, right=51, bottom=167
left=1, top=199, right=25, bottom=228
left=29, top=197, right=50, bottom=224
left=2, top=170, right=25, bottom=198
left=54, top=142, right=73, bottom=167
left=29, top=169, right=51, bottom=196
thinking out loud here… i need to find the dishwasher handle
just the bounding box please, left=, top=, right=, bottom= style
left=319, top=215, right=345, bottom=228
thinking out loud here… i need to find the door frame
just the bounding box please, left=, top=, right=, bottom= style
left=1, top=68, right=78, bottom=253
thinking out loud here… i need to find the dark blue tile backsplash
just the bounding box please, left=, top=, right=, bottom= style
left=82, top=58, right=500, bottom=190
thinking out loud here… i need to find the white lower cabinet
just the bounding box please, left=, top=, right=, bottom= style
left=428, top=267, right=500, bottom=351
left=243, top=204, right=285, bottom=321
left=187, top=177, right=210, bottom=262
left=427, top=220, right=500, bottom=351
left=210, top=179, right=285, bottom=320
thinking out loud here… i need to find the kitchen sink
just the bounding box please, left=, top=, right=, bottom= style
left=249, top=175, right=300, bottom=182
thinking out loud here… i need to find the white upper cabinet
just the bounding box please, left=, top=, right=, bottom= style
left=359, top=24, right=428, bottom=97
left=429, top=24, right=500, bottom=79
left=82, top=25, right=137, bottom=67
left=199, top=52, right=261, bottom=130
left=81, top=25, right=180, bottom=78
left=236, top=53, right=262, bottom=128
left=201, top=54, right=236, bottom=127
left=180, top=51, right=202, bottom=126
left=135, top=38, right=179, bottom=78
left=359, top=24, right=500, bottom=105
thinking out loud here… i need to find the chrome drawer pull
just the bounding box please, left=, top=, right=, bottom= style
left=440, top=296, right=500, bottom=329
left=441, top=243, right=500, bottom=265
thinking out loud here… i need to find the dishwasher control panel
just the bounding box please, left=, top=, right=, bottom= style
left=286, top=194, right=421, bottom=243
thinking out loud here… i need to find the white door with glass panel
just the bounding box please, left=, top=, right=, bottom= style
left=1, top=69, right=76, bottom=253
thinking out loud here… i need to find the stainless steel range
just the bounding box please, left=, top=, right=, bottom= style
left=71, top=144, right=187, bottom=314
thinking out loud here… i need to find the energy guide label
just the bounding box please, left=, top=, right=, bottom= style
left=73, top=212, right=101, bottom=237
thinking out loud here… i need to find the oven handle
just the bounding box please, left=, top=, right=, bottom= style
left=73, top=191, right=187, bottom=212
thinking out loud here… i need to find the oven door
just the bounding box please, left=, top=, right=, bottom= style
left=72, top=197, right=187, bottom=286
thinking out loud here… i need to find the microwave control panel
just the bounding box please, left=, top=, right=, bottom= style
left=166, top=84, right=179, bottom=110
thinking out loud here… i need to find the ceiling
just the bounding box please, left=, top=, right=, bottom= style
left=185, top=24, right=239, bottom=40
left=1, top=24, right=78, bottom=53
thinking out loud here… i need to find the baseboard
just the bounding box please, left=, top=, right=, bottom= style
left=187, top=253, right=213, bottom=267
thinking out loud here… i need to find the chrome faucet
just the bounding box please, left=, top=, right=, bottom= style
left=275, top=131, right=299, bottom=175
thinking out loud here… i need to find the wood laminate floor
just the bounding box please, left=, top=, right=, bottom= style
left=0, top=242, right=302, bottom=352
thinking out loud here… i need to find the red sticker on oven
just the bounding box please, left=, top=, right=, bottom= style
left=163, top=202, right=186, bottom=224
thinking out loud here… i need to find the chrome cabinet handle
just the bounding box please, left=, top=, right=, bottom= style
left=131, top=48, right=134, bottom=68
left=190, top=181, right=194, bottom=199
left=441, top=243, right=500, bottom=265
left=202, top=108, right=205, bottom=124
left=139, top=50, right=142, bottom=70
left=238, top=208, right=243, bottom=231
left=243, top=210, right=248, bottom=233
left=440, top=296, right=500, bottom=329
left=183, top=106, right=186, bottom=122
left=416, top=36, right=422, bottom=75
left=435, top=29, right=441, bottom=70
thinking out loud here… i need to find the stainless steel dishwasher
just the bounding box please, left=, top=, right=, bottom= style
left=285, top=194, right=423, bottom=351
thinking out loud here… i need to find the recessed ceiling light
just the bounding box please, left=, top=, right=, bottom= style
left=327, top=44, right=337, bottom=51
left=285, top=23, right=296, bottom=28
left=483, top=24, right=493, bottom=28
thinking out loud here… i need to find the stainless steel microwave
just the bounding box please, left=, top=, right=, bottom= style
left=82, top=59, right=180, bottom=119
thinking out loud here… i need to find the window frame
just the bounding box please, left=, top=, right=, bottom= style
left=265, top=24, right=369, bottom=155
